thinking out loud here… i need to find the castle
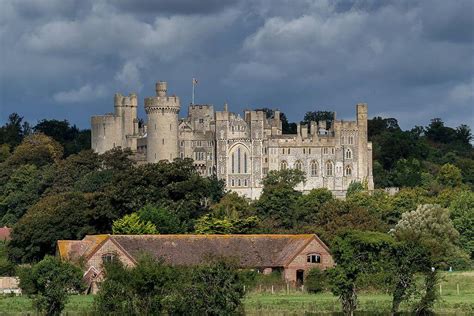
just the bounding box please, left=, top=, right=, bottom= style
left=91, top=81, right=374, bottom=198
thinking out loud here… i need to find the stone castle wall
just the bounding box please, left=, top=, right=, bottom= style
left=91, top=81, right=374, bottom=198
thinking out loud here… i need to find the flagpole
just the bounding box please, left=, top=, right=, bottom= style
left=192, top=78, right=195, bottom=105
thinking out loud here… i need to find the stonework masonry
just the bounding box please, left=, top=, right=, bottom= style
left=91, top=81, right=374, bottom=198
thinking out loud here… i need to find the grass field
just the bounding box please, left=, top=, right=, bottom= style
left=0, top=271, right=473, bottom=315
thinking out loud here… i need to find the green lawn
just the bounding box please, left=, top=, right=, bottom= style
left=0, top=271, right=473, bottom=315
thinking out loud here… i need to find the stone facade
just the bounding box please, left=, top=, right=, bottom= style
left=91, top=81, right=374, bottom=198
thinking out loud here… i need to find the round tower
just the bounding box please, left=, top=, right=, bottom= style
left=145, top=81, right=181, bottom=162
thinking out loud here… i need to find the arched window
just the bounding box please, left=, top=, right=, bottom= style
left=326, top=161, right=334, bottom=176
left=229, top=145, right=249, bottom=174
left=294, top=160, right=302, bottom=171
left=345, top=148, right=352, bottom=159
left=345, top=166, right=352, bottom=176
left=348, top=136, right=354, bottom=145
left=310, top=161, right=318, bottom=177
left=306, top=253, right=321, bottom=263
left=280, top=160, right=288, bottom=170
left=102, top=253, right=115, bottom=264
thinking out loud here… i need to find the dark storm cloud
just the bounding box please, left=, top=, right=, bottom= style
left=0, top=0, right=472, bottom=130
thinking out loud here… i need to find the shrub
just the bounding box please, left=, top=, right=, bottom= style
left=305, top=267, right=327, bottom=293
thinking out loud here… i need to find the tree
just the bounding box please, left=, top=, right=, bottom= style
left=211, top=192, right=253, bottom=219
left=0, top=113, right=26, bottom=148
left=346, top=181, right=365, bottom=197
left=8, top=192, right=97, bottom=263
left=33, top=119, right=90, bottom=156
left=393, top=204, right=466, bottom=314
left=305, top=267, right=327, bottom=293
left=94, top=256, right=175, bottom=315
left=112, top=213, right=158, bottom=235
left=392, top=158, right=422, bottom=187
left=5, top=133, right=63, bottom=167
left=138, top=204, right=183, bottom=234
left=18, top=256, right=84, bottom=316
left=449, top=191, right=474, bottom=258
left=262, top=169, right=305, bottom=188
left=165, top=259, right=245, bottom=315
left=425, top=118, right=456, bottom=144
left=328, top=231, right=394, bottom=316
left=455, top=124, right=472, bottom=145
left=436, top=163, right=463, bottom=188
left=295, top=188, right=333, bottom=223
left=194, top=214, right=259, bottom=234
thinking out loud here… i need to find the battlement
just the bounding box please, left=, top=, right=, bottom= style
left=91, top=115, right=118, bottom=124
left=114, top=93, right=138, bottom=107
left=144, top=96, right=180, bottom=108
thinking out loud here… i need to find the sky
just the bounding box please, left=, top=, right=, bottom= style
left=0, top=0, right=473, bottom=130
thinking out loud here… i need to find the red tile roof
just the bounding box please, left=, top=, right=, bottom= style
left=0, top=227, right=11, bottom=241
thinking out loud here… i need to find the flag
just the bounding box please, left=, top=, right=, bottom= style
left=192, top=78, right=198, bottom=85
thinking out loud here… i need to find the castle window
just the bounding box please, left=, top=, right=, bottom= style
left=170, top=124, right=172, bottom=131
left=341, top=136, right=345, bottom=145
left=331, top=148, right=335, bottom=155
left=288, top=148, right=291, bottom=154
left=263, top=167, right=268, bottom=175
left=162, top=139, right=165, bottom=145
left=303, top=148, right=305, bottom=154
left=199, top=119, right=204, bottom=124
left=230, top=145, right=249, bottom=174
left=180, top=152, right=184, bottom=159
left=311, top=161, right=318, bottom=177
left=306, top=253, right=321, bottom=263
left=180, top=141, right=184, bottom=147
left=348, top=136, right=354, bottom=145
left=309, top=148, right=312, bottom=154
left=323, top=148, right=328, bottom=155
left=345, top=148, right=352, bottom=159
left=231, top=179, right=235, bottom=186
left=345, top=166, right=352, bottom=176
left=238, top=179, right=241, bottom=186
left=294, top=161, right=302, bottom=171
left=244, top=179, right=248, bottom=186
left=326, top=161, right=334, bottom=176
left=280, top=160, right=288, bottom=170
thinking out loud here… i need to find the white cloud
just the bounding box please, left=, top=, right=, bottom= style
left=53, top=84, right=107, bottom=103
left=115, top=60, right=144, bottom=91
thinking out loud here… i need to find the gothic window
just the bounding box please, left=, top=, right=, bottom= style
left=341, top=136, right=345, bottom=145
left=345, top=166, right=352, bottom=176
left=323, top=147, right=328, bottom=155
left=180, top=152, right=184, bottom=159
left=231, top=179, right=235, bottom=186
left=310, top=161, right=318, bottom=177
left=331, top=148, right=335, bottom=155
left=229, top=145, right=249, bottom=174
left=303, top=148, right=306, bottom=154
left=345, top=148, right=352, bottom=159
left=288, top=148, right=291, bottom=154
left=294, top=160, right=302, bottom=171
left=280, top=160, right=288, bottom=170
left=238, top=179, right=241, bottom=186
left=326, top=161, right=334, bottom=176
left=180, top=141, right=184, bottom=147
left=348, top=136, right=354, bottom=145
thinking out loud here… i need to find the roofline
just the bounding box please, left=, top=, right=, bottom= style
left=283, top=234, right=332, bottom=267
left=84, top=235, right=138, bottom=265
left=109, top=234, right=316, bottom=238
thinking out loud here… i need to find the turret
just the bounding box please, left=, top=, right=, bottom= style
left=145, top=81, right=181, bottom=162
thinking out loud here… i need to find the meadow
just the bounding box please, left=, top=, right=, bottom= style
left=0, top=271, right=472, bottom=315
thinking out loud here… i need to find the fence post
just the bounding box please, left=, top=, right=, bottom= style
left=271, top=285, right=274, bottom=294
left=439, top=284, right=442, bottom=296
left=286, top=283, right=289, bottom=294
left=457, top=284, right=459, bottom=295
left=301, top=285, right=304, bottom=292
left=243, top=285, right=246, bottom=293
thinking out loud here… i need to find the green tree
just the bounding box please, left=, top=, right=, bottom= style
left=436, top=163, right=463, bottom=188
left=5, top=133, right=63, bottom=167
left=166, top=259, right=245, bottom=316
left=211, top=192, right=253, bottom=219
left=138, top=204, right=182, bottom=234
left=305, top=267, right=327, bottom=294
left=449, top=191, right=474, bottom=258
left=8, top=192, right=97, bottom=263
left=194, top=214, right=259, bottom=234
left=0, top=113, right=26, bottom=148
left=262, top=169, right=305, bottom=188
left=33, top=119, right=90, bottom=156
left=392, top=158, right=422, bottom=187
left=346, top=181, right=365, bottom=197
left=94, top=256, right=175, bottom=315
left=295, top=188, right=333, bottom=222
left=393, top=204, right=466, bottom=314
left=328, top=231, right=394, bottom=316
left=18, top=256, right=84, bottom=316
left=112, top=213, right=158, bottom=235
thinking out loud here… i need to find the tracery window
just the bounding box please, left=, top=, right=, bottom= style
left=280, top=160, right=288, bottom=170
left=345, top=148, right=352, bottom=159
left=345, top=166, right=352, bottom=176
left=310, top=161, right=318, bottom=177
left=294, top=160, right=302, bottom=171
left=348, top=136, right=354, bottom=145
left=230, top=145, right=249, bottom=174
left=326, top=161, right=334, bottom=176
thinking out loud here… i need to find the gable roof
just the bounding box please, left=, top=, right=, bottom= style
left=58, top=234, right=328, bottom=268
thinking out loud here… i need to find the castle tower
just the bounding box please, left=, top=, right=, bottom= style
left=114, top=92, right=138, bottom=147
left=145, top=81, right=181, bottom=162
left=356, top=103, right=368, bottom=180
